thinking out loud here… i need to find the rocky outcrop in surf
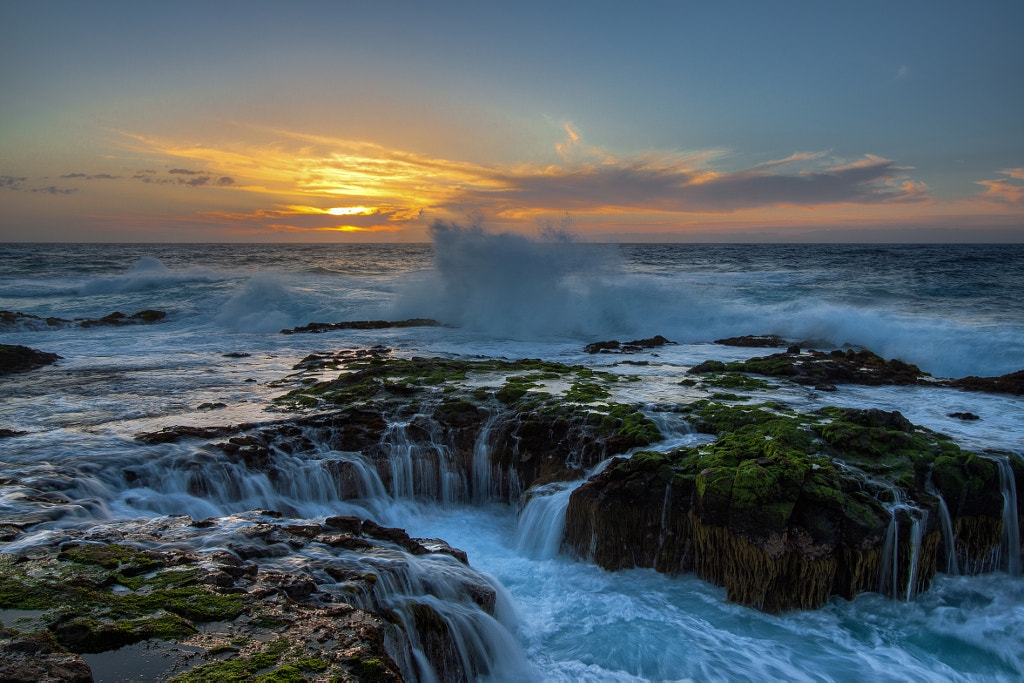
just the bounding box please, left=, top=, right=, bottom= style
left=689, top=347, right=930, bottom=387
left=584, top=335, right=676, bottom=354
left=1, top=309, right=167, bottom=330
left=714, top=334, right=788, bottom=348
left=943, top=370, right=1024, bottom=396
left=563, top=401, right=1023, bottom=611
left=0, top=344, right=61, bottom=376
left=280, top=318, right=441, bottom=334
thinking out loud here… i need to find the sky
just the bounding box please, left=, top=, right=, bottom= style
left=1, top=1, right=1022, bottom=243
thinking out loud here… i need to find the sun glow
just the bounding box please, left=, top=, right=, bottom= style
left=325, top=206, right=376, bottom=216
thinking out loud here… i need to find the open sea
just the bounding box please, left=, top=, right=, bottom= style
left=2, top=235, right=1023, bottom=681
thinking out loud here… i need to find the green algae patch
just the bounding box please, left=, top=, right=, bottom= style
left=645, top=401, right=975, bottom=540
left=564, top=381, right=612, bottom=403
left=53, top=612, right=196, bottom=653
left=698, top=373, right=773, bottom=391
left=591, top=403, right=663, bottom=444
left=274, top=354, right=629, bottom=413
left=0, top=549, right=248, bottom=653
left=351, top=656, right=390, bottom=682
left=171, top=637, right=292, bottom=682
left=57, top=542, right=165, bottom=575
left=689, top=349, right=929, bottom=387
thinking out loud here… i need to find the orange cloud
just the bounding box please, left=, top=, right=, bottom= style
left=976, top=169, right=1024, bottom=205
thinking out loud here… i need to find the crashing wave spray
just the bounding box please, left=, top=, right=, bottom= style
left=403, top=221, right=630, bottom=338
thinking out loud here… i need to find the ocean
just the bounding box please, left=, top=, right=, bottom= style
left=1, top=236, right=1023, bottom=681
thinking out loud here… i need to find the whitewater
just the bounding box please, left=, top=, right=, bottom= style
left=2, top=234, right=1023, bottom=681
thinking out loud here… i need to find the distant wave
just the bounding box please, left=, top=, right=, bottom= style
left=75, top=256, right=227, bottom=295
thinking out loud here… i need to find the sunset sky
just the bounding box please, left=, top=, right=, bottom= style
left=2, top=1, right=1022, bottom=242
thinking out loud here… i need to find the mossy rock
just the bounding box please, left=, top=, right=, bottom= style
left=52, top=612, right=196, bottom=653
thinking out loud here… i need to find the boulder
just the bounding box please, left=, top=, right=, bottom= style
left=0, top=344, right=61, bottom=376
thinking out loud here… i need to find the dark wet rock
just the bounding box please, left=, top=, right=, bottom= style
left=0, top=630, right=93, bottom=683
left=254, top=571, right=318, bottom=601
left=944, top=369, right=1024, bottom=396
left=715, top=334, right=788, bottom=348
left=281, top=318, right=440, bottom=334
left=325, top=515, right=364, bottom=535
left=0, top=310, right=71, bottom=330
left=135, top=424, right=243, bottom=444
left=689, top=348, right=929, bottom=386
left=0, top=344, right=62, bottom=376
left=78, top=309, right=167, bottom=327
left=948, top=412, right=981, bottom=420
left=222, top=351, right=251, bottom=358
left=2, top=309, right=167, bottom=331
left=197, top=402, right=227, bottom=410
left=584, top=335, right=676, bottom=354
left=0, top=428, right=29, bottom=438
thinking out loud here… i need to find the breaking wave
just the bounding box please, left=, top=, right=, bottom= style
left=390, top=224, right=1023, bottom=378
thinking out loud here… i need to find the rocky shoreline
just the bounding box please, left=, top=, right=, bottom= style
left=1, top=332, right=1022, bottom=680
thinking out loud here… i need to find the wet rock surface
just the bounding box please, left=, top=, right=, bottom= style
left=584, top=335, right=676, bottom=354
left=280, top=318, right=441, bottom=334
left=943, top=369, right=1024, bottom=396
left=0, top=513, right=494, bottom=682
left=0, top=344, right=62, bottom=376
left=1, top=309, right=167, bottom=330
left=689, top=348, right=930, bottom=386
left=714, top=334, right=789, bottom=348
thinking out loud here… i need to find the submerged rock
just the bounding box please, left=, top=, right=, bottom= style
left=79, top=309, right=167, bottom=327
left=280, top=318, right=440, bottom=334
left=689, top=348, right=929, bottom=386
left=944, top=370, right=1024, bottom=396
left=0, top=344, right=61, bottom=376
left=584, top=335, right=676, bottom=354
left=1, top=309, right=167, bottom=330
left=714, top=334, right=788, bottom=348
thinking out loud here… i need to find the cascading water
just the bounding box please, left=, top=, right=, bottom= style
left=514, top=482, right=579, bottom=559
left=331, top=548, right=532, bottom=682
left=381, top=420, right=419, bottom=500
left=996, top=456, right=1021, bottom=575
left=877, top=499, right=928, bottom=601
left=937, top=495, right=960, bottom=575
left=472, top=407, right=505, bottom=504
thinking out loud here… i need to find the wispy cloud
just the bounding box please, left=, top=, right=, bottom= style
left=975, top=168, right=1024, bottom=205
left=31, top=186, right=78, bottom=195
left=128, top=168, right=235, bottom=187
left=457, top=152, right=927, bottom=216
left=60, top=172, right=121, bottom=180
left=3, top=175, right=78, bottom=194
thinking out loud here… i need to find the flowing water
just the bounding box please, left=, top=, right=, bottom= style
left=2, top=235, right=1024, bottom=680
